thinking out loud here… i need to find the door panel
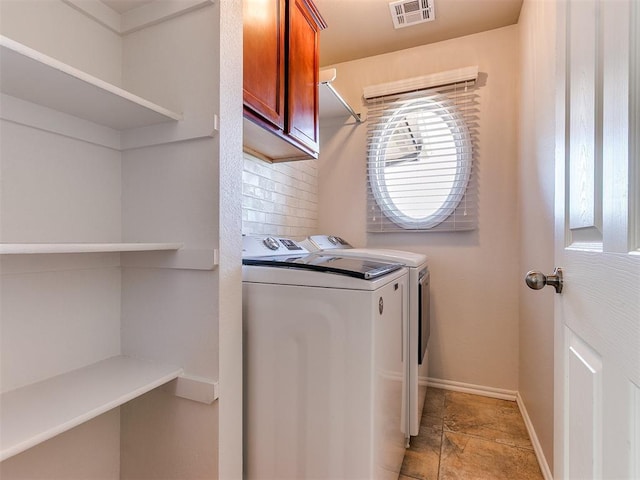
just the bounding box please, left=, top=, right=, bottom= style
left=286, top=0, right=320, bottom=153
left=555, top=0, right=640, bottom=479
left=566, top=330, right=602, bottom=479
left=243, top=0, right=286, bottom=129
left=568, top=0, right=602, bottom=239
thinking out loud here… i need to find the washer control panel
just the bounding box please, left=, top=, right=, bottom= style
left=263, top=237, right=280, bottom=250
left=243, top=235, right=308, bottom=258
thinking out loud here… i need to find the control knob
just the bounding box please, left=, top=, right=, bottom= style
left=263, top=237, right=280, bottom=251
left=328, top=236, right=341, bottom=245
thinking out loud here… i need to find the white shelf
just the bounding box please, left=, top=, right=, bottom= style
left=0, top=242, right=183, bottom=255
left=0, top=35, right=183, bottom=130
left=0, top=355, right=183, bottom=461
left=319, top=68, right=363, bottom=123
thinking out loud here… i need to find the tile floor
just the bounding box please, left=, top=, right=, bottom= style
left=399, top=388, right=544, bottom=480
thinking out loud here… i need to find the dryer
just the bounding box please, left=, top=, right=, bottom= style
left=242, top=235, right=409, bottom=479
left=300, top=235, right=430, bottom=440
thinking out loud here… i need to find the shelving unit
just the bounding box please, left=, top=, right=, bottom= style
left=0, top=35, right=182, bottom=130
left=0, top=16, right=217, bottom=465
left=0, top=35, right=218, bottom=269
left=0, top=356, right=183, bottom=461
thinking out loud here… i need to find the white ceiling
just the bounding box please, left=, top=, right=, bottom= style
left=315, top=0, right=524, bottom=66
left=100, top=0, right=524, bottom=67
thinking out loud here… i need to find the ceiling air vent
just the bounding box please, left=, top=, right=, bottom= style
left=389, top=0, right=435, bottom=29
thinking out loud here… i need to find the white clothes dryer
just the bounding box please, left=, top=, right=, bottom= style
left=242, top=235, right=409, bottom=479
left=300, top=235, right=430, bottom=440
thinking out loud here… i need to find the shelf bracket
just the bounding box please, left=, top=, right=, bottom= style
left=171, top=374, right=219, bottom=404
left=319, top=68, right=363, bottom=124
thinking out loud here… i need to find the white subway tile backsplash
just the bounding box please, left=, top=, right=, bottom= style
left=242, top=154, right=318, bottom=239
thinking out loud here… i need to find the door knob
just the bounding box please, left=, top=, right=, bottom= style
left=525, top=267, right=563, bottom=294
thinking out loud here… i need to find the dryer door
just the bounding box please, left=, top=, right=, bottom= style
left=418, top=269, right=430, bottom=365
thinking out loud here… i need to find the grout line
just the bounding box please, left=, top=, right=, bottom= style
left=434, top=388, right=544, bottom=479
left=400, top=473, right=422, bottom=480
left=441, top=429, right=535, bottom=452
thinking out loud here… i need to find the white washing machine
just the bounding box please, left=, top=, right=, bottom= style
left=300, top=235, right=430, bottom=440
left=242, top=235, right=409, bottom=480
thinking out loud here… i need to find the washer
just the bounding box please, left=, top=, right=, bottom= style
left=300, top=235, right=430, bottom=440
left=242, top=235, right=409, bottom=479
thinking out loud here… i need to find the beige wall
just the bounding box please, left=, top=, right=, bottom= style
left=119, top=9, right=220, bottom=478
left=318, top=25, right=520, bottom=390
left=120, top=388, right=218, bottom=479
left=518, top=0, right=556, bottom=472
left=0, top=411, right=120, bottom=479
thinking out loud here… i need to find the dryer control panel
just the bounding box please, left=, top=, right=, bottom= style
left=300, top=234, right=353, bottom=252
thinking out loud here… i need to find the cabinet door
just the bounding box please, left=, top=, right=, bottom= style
left=243, top=0, right=286, bottom=130
left=286, top=0, right=321, bottom=153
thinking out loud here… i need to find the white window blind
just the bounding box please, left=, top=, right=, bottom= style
left=365, top=68, right=479, bottom=232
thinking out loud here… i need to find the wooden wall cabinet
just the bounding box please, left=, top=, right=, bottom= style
left=243, top=0, right=326, bottom=162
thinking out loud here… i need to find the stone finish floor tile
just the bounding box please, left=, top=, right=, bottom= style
left=400, top=422, right=443, bottom=479
left=438, top=432, right=543, bottom=480
left=443, top=391, right=533, bottom=449
left=399, top=388, right=544, bottom=480
left=400, top=388, right=444, bottom=480
left=422, top=384, right=446, bottom=421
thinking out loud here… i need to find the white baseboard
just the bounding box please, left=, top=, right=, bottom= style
left=421, top=377, right=553, bottom=479
left=424, top=376, right=517, bottom=401
left=516, top=392, right=554, bottom=480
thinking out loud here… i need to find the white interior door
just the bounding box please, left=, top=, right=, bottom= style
left=553, top=0, right=640, bottom=478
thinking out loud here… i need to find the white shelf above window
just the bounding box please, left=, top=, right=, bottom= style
left=0, top=355, right=183, bottom=461
left=0, top=35, right=183, bottom=130
left=0, top=242, right=183, bottom=255
left=319, top=68, right=363, bottom=123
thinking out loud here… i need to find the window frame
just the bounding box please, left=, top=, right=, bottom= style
left=367, top=93, right=474, bottom=230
